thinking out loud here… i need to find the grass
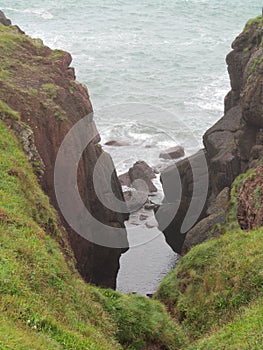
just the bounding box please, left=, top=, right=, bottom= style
left=186, top=299, right=263, bottom=350
left=0, top=119, right=186, bottom=349
left=0, top=99, right=20, bottom=120
left=155, top=166, right=263, bottom=343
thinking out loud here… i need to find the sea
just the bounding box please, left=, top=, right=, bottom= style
left=2, top=0, right=261, bottom=294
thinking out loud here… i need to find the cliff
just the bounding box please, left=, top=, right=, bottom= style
left=158, top=14, right=263, bottom=255
left=153, top=14, right=263, bottom=349
left=0, top=13, right=128, bottom=289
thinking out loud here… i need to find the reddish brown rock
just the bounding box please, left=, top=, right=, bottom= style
left=159, top=146, right=185, bottom=160
left=237, top=164, right=263, bottom=230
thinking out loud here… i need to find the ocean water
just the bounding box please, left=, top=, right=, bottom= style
left=2, top=1, right=261, bottom=294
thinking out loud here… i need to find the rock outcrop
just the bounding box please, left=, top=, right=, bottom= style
left=237, top=163, right=263, bottom=230
left=0, top=14, right=128, bottom=288
left=157, top=15, right=263, bottom=254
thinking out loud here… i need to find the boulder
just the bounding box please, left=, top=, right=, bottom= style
left=159, top=146, right=185, bottom=160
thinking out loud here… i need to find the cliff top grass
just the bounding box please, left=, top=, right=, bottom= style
left=0, top=118, right=187, bottom=349
left=0, top=23, right=68, bottom=121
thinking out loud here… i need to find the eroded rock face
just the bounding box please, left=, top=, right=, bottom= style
left=0, top=19, right=128, bottom=289
left=237, top=164, right=263, bottom=231
left=181, top=188, right=230, bottom=255
left=157, top=15, right=263, bottom=254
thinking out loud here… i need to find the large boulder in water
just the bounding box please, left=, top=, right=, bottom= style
left=119, top=161, right=158, bottom=193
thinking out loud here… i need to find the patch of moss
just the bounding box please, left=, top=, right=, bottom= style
left=0, top=99, right=20, bottom=120
left=41, top=83, right=58, bottom=100
left=244, top=15, right=263, bottom=32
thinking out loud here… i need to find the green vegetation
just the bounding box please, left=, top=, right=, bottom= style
left=0, top=99, right=20, bottom=120
left=41, top=83, right=58, bottom=100
left=244, top=15, right=263, bottom=32
left=155, top=166, right=263, bottom=348
left=186, top=299, right=263, bottom=350
left=0, top=119, right=186, bottom=349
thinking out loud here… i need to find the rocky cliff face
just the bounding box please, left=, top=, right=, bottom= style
left=0, top=13, right=128, bottom=288
left=158, top=15, right=263, bottom=254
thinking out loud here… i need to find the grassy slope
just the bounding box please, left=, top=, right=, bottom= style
left=155, top=169, right=263, bottom=348
left=0, top=119, right=186, bottom=349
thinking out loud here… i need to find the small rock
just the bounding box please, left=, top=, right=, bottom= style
left=105, top=140, right=130, bottom=146
left=159, top=146, right=185, bottom=160
left=144, top=203, right=156, bottom=210
left=139, top=214, right=148, bottom=221
left=146, top=293, right=153, bottom=298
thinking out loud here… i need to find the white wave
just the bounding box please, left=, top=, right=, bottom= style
left=3, top=7, right=53, bottom=20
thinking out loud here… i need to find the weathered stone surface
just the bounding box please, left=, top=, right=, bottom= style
left=237, top=164, right=263, bottom=230
left=182, top=188, right=230, bottom=255
left=156, top=150, right=209, bottom=254
left=159, top=146, right=185, bottom=160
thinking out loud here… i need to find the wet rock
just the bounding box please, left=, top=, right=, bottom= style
left=159, top=146, right=185, bottom=160
left=119, top=161, right=157, bottom=193
left=105, top=140, right=130, bottom=146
